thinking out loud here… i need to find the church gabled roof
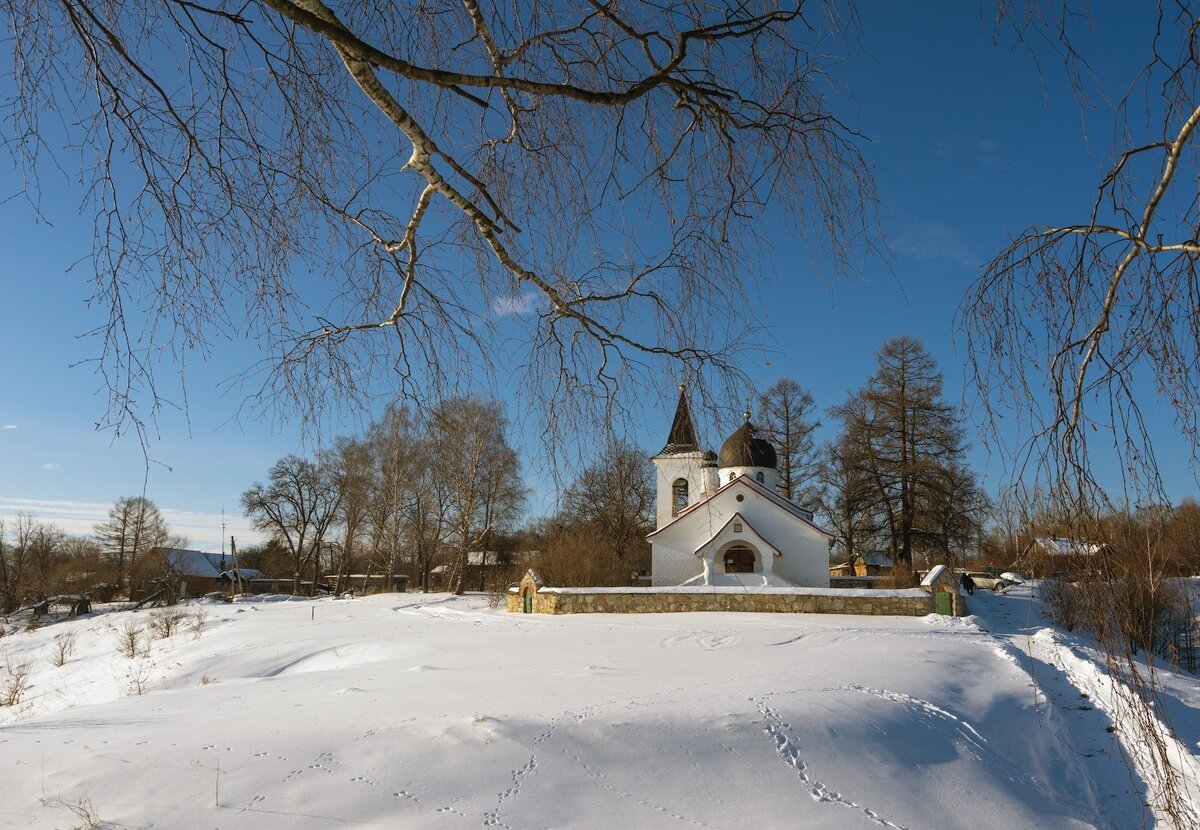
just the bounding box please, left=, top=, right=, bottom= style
left=646, top=473, right=835, bottom=540
left=693, top=512, right=782, bottom=558
left=657, top=385, right=700, bottom=455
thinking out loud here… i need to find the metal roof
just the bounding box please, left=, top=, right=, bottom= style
left=657, top=385, right=701, bottom=455
left=717, top=420, right=777, bottom=469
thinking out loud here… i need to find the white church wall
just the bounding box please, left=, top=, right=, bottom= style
left=650, top=544, right=704, bottom=587
left=649, top=481, right=831, bottom=588
left=717, top=465, right=778, bottom=491
left=650, top=497, right=728, bottom=586
left=770, top=528, right=831, bottom=588
left=652, top=452, right=706, bottom=529
left=721, top=488, right=829, bottom=588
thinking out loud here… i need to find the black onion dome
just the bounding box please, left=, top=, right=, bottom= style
left=718, top=420, right=777, bottom=469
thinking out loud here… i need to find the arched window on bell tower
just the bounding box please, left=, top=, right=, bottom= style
left=672, top=478, right=689, bottom=516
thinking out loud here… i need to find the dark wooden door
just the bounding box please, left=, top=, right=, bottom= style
left=724, top=547, right=755, bottom=573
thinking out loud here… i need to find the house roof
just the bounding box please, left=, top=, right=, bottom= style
left=1033, top=537, right=1103, bottom=556
left=467, top=551, right=504, bottom=566
left=921, top=564, right=949, bottom=587
left=159, top=548, right=231, bottom=578
left=857, top=551, right=893, bottom=568
left=221, top=568, right=266, bottom=581
left=648, top=473, right=835, bottom=540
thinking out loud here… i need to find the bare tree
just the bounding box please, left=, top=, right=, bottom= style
left=94, top=496, right=169, bottom=588
left=963, top=3, right=1200, bottom=508
left=961, top=9, right=1200, bottom=823
left=1165, top=499, right=1200, bottom=573
left=361, top=404, right=433, bottom=590
left=558, top=440, right=655, bottom=569
left=756, top=378, right=820, bottom=502
left=242, top=454, right=344, bottom=594
left=816, top=434, right=879, bottom=561
left=13, top=516, right=68, bottom=599
left=426, top=397, right=526, bottom=595
left=0, top=519, right=18, bottom=613
left=1, top=1, right=877, bottom=446
left=402, top=461, right=450, bottom=594
left=332, top=435, right=373, bottom=588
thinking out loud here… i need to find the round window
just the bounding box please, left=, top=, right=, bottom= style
left=736, top=494, right=745, bottom=502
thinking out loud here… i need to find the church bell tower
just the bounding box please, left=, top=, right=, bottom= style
left=651, top=385, right=717, bottom=528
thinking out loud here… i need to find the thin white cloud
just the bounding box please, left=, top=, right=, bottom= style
left=1, top=425, right=17, bottom=430
left=41, top=463, right=61, bottom=471
left=490, top=291, right=541, bottom=318
left=892, top=220, right=980, bottom=270
left=0, top=496, right=264, bottom=551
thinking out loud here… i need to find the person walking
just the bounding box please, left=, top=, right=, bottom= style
left=960, top=572, right=975, bottom=595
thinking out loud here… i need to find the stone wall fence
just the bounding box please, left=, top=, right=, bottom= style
left=507, top=569, right=966, bottom=617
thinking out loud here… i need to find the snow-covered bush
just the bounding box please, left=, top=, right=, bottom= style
left=148, top=609, right=186, bottom=640
left=51, top=631, right=79, bottom=667
left=1, top=657, right=31, bottom=706
left=117, top=620, right=144, bottom=658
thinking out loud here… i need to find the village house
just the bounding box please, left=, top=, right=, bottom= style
left=131, top=547, right=265, bottom=599
left=1016, top=537, right=1105, bottom=577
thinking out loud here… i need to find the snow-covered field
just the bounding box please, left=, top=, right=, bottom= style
left=1, top=588, right=1197, bottom=829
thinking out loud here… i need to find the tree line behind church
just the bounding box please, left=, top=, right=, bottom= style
left=6, top=337, right=1200, bottom=607
left=233, top=336, right=986, bottom=593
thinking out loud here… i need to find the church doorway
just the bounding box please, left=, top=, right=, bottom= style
left=723, top=546, right=756, bottom=573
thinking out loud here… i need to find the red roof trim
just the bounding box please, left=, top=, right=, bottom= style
left=691, top=512, right=781, bottom=557
left=647, top=474, right=835, bottom=539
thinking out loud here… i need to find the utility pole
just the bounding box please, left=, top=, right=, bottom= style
left=230, top=536, right=242, bottom=593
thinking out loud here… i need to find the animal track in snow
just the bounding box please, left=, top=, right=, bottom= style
left=572, top=755, right=711, bottom=827
left=753, top=693, right=909, bottom=829
left=282, top=751, right=336, bottom=782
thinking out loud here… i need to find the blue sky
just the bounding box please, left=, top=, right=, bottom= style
left=2, top=3, right=1195, bottom=549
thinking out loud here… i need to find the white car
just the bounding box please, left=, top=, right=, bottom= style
left=962, top=571, right=1011, bottom=592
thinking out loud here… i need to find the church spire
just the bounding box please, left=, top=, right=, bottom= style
left=659, top=384, right=700, bottom=455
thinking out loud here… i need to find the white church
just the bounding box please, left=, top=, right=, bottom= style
left=648, top=386, right=834, bottom=588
